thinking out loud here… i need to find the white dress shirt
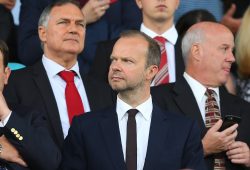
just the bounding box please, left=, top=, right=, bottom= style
left=141, top=24, right=178, bottom=84
left=42, top=55, right=90, bottom=138
left=184, top=72, right=220, bottom=123
left=116, top=96, right=153, bottom=170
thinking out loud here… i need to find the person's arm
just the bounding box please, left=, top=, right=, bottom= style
left=181, top=120, right=206, bottom=169
left=81, top=0, right=110, bottom=24
left=221, top=4, right=241, bottom=34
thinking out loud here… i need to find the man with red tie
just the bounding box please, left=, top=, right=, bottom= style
left=4, top=0, right=115, bottom=149
left=90, top=0, right=185, bottom=85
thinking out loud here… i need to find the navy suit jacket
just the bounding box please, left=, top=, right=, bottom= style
left=60, top=105, right=206, bottom=170
left=3, top=60, right=115, bottom=149
left=151, top=77, right=250, bottom=170
left=18, top=0, right=141, bottom=70
left=0, top=104, right=60, bottom=170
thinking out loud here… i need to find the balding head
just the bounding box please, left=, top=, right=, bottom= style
left=181, top=22, right=235, bottom=87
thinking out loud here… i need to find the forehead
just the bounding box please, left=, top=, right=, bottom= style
left=49, top=3, right=84, bottom=21
left=113, top=37, right=148, bottom=56
left=206, top=28, right=234, bottom=47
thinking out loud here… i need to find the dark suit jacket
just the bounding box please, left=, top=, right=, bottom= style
left=151, top=77, right=250, bottom=170
left=60, top=105, right=206, bottom=170
left=89, top=35, right=185, bottom=83
left=0, top=104, right=60, bottom=170
left=18, top=0, right=140, bottom=69
left=3, top=60, right=115, bottom=149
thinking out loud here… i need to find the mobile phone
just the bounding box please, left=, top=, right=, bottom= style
left=110, top=0, right=117, bottom=4
left=219, top=115, right=241, bottom=131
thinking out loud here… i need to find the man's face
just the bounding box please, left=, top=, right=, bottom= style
left=0, top=52, right=10, bottom=92
left=200, top=28, right=235, bottom=86
left=136, top=0, right=179, bottom=23
left=39, top=3, right=85, bottom=58
left=108, top=36, right=149, bottom=93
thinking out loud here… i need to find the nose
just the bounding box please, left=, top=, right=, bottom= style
left=227, top=51, right=235, bottom=63
left=109, top=59, right=121, bottom=72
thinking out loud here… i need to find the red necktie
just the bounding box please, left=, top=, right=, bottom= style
left=205, top=89, right=225, bottom=169
left=59, top=71, right=84, bottom=124
left=154, top=36, right=169, bottom=85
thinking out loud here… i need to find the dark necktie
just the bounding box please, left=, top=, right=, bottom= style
left=205, top=89, right=225, bottom=170
left=59, top=71, right=84, bottom=124
left=153, top=36, right=169, bottom=85
left=126, top=109, right=138, bottom=170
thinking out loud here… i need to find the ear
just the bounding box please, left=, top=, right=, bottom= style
left=191, top=44, right=202, bottom=61
left=4, top=67, right=11, bottom=85
left=135, top=0, right=142, bottom=9
left=38, top=26, right=47, bottom=43
left=146, top=65, right=159, bottom=81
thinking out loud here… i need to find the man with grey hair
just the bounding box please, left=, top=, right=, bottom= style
left=152, top=21, right=250, bottom=169
left=3, top=0, right=114, bottom=149
left=60, top=30, right=205, bottom=170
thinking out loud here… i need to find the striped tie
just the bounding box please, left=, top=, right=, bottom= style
left=154, top=36, right=169, bottom=85
left=205, top=89, right=225, bottom=170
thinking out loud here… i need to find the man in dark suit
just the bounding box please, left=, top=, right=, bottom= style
left=60, top=30, right=205, bottom=170
left=152, top=22, right=250, bottom=169
left=4, top=0, right=114, bottom=149
left=89, top=0, right=184, bottom=84
left=0, top=40, right=60, bottom=170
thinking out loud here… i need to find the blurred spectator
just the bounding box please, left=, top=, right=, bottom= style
left=18, top=0, right=141, bottom=73
left=176, top=9, right=216, bottom=40
left=175, top=0, right=245, bottom=34
left=0, top=0, right=17, bottom=61
left=235, top=7, right=250, bottom=102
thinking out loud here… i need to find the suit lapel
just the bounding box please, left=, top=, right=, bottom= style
left=32, top=61, right=64, bottom=147
left=172, top=78, right=206, bottom=133
left=99, top=107, right=126, bottom=170
left=143, top=106, right=170, bottom=170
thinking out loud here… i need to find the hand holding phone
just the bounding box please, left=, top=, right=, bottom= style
left=219, top=115, right=241, bottom=131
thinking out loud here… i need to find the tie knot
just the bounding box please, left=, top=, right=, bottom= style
left=205, top=89, right=215, bottom=98
left=59, top=70, right=75, bottom=83
left=154, top=36, right=166, bottom=45
left=127, top=109, right=138, bottom=118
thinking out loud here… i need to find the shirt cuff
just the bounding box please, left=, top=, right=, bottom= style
left=0, top=111, right=12, bottom=127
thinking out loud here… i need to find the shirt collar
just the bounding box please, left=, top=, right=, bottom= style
left=140, top=23, right=178, bottom=45
left=183, top=72, right=220, bottom=103
left=116, top=95, right=153, bottom=121
left=42, top=55, right=81, bottom=79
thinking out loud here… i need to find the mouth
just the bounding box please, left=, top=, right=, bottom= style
left=156, top=4, right=167, bottom=9
left=223, top=67, right=231, bottom=73
left=64, top=38, right=79, bottom=43
left=110, top=75, right=123, bottom=81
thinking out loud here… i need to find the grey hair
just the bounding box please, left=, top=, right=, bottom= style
left=181, top=28, right=205, bottom=64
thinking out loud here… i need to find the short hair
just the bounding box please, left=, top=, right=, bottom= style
left=38, top=0, right=81, bottom=49
left=181, top=27, right=205, bottom=64
left=0, top=40, right=9, bottom=68
left=235, top=7, right=250, bottom=78
left=176, top=9, right=216, bottom=39
left=120, top=30, right=161, bottom=68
